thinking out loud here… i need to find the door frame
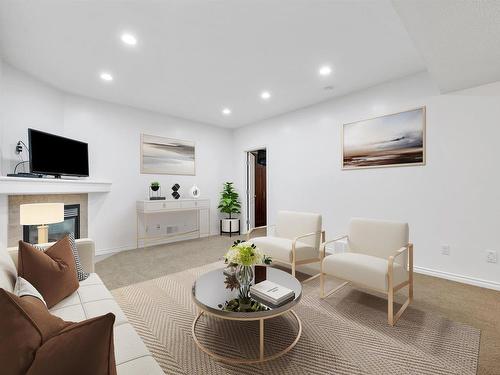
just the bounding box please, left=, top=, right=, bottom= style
left=244, top=146, right=269, bottom=233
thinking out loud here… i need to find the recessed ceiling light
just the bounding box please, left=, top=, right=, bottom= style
left=121, top=33, right=137, bottom=46
left=99, top=72, right=113, bottom=82
left=222, top=108, right=232, bottom=116
left=319, top=65, right=332, bottom=76
left=260, top=91, right=271, bottom=100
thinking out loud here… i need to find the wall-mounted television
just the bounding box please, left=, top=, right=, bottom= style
left=29, top=128, right=89, bottom=178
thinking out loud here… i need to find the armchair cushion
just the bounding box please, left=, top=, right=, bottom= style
left=249, top=237, right=318, bottom=262
left=275, top=211, right=322, bottom=249
left=348, top=218, right=409, bottom=259
left=322, top=252, right=408, bottom=292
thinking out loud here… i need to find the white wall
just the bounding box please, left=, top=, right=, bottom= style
left=233, top=71, right=500, bottom=289
left=2, top=63, right=500, bottom=290
left=0, top=64, right=233, bottom=254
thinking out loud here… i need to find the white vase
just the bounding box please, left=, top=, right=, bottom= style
left=190, top=185, right=200, bottom=198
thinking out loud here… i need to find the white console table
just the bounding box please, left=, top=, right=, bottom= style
left=136, top=199, right=210, bottom=248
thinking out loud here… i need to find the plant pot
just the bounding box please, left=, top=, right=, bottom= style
left=221, top=218, right=239, bottom=233
left=150, top=185, right=159, bottom=192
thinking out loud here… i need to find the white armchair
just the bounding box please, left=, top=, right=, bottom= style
left=320, top=218, right=413, bottom=326
left=247, top=211, right=324, bottom=278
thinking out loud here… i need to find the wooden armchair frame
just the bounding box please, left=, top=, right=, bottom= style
left=320, top=236, right=414, bottom=326
left=247, top=225, right=325, bottom=280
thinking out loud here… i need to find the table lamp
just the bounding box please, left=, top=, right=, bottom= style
left=20, top=203, right=64, bottom=244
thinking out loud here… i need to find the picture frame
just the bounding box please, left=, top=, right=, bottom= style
left=140, top=133, right=196, bottom=175
left=342, top=106, right=426, bottom=170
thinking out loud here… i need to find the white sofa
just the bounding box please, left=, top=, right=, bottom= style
left=0, top=239, right=164, bottom=375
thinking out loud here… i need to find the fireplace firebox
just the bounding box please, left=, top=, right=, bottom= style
left=23, top=204, right=80, bottom=244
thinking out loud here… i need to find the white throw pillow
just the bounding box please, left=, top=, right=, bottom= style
left=13, top=276, right=47, bottom=306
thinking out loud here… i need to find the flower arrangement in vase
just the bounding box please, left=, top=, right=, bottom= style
left=224, top=240, right=271, bottom=300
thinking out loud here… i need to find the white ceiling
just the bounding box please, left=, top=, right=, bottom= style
left=0, top=0, right=428, bottom=128
left=392, top=0, right=500, bottom=93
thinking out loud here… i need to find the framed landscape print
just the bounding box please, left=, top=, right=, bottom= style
left=140, top=134, right=195, bottom=175
left=342, top=107, right=426, bottom=170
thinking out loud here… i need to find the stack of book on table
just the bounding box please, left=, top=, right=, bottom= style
left=250, top=280, right=295, bottom=306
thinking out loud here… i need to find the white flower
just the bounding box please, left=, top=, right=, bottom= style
left=224, top=242, right=267, bottom=266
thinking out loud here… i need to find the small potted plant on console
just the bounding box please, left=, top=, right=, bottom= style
left=149, top=181, right=165, bottom=200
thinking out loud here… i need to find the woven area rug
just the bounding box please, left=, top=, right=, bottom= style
left=111, top=262, right=480, bottom=375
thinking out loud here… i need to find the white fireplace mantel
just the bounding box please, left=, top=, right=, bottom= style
left=0, top=176, right=112, bottom=195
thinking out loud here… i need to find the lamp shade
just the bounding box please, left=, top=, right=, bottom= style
left=20, top=203, right=64, bottom=225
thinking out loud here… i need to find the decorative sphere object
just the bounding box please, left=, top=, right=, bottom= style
left=190, top=185, right=200, bottom=198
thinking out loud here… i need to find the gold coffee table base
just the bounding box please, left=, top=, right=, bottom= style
left=192, top=310, right=302, bottom=364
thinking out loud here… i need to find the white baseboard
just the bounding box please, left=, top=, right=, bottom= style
left=96, top=244, right=136, bottom=256
left=95, top=232, right=223, bottom=257
left=414, top=266, right=500, bottom=291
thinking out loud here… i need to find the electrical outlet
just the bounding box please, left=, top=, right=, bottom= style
left=441, top=245, right=450, bottom=255
left=166, top=226, right=178, bottom=234
left=486, top=250, right=497, bottom=264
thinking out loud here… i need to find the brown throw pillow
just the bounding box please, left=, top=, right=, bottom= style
left=18, top=237, right=79, bottom=308
left=0, top=289, right=71, bottom=375
left=0, top=288, right=117, bottom=375
left=27, top=313, right=116, bottom=375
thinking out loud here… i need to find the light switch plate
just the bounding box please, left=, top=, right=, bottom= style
left=441, top=245, right=450, bottom=255
left=486, top=250, right=497, bottom=263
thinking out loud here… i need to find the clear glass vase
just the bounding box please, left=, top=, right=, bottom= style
left=236, top=265, right=254, bottom=300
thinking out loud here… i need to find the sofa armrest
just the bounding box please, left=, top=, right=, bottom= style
left=75, top=238, right=95, bottom=273
left=7, top=238, right=96, bottom=274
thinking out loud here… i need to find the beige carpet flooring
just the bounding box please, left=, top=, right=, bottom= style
left=111, top=261, right=480, bottom=375
left=97, top=235, right=500, bottom=374
left=96, top=235, right=241, bottom=290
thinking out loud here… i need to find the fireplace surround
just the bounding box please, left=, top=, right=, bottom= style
left=8, top=194, right=88, bottom=246
left=23, top=204, right=81, bottom=244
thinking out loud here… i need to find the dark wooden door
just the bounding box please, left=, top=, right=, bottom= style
left=254, top=158, right=267, bottom=227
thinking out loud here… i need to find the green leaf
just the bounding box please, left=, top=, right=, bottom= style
left=218, top=182, right=241, bottom=216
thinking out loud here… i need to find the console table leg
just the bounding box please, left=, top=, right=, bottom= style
left=136, top=212, right=139, bottom=249
left=259, top=318, right=264, bottom=361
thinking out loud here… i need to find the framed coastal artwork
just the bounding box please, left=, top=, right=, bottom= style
left=342, top=107, right=426, bottom=170
left=140, top=134, right=195, bottom=175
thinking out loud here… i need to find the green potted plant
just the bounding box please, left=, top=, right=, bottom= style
left=150, top=181, right=160, bottom=191
left=218, top=182, right=241, bottom=235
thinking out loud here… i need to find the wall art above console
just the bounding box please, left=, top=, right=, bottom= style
left=140, top=134, right=196, bottom=175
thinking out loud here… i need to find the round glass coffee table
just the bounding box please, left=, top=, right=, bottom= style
left=191, top=267, right=302, bottom=364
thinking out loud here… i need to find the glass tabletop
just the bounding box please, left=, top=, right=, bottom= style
left=192, top=267, right=302, bottom=319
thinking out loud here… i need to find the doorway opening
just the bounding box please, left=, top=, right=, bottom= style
left=246, top=148, right=267, bottom=231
